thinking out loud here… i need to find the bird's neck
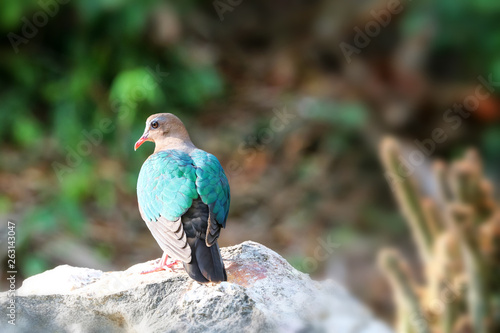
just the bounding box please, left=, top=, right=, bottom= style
left=154, top=136, right=196, bottom=154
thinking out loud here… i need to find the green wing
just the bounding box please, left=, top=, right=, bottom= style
left=137, top=150, right=198, bottom=222
left=190, top=149, right=230, bottom=244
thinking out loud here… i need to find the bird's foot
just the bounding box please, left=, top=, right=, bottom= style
left=140, top=260, right=182, bottom=274
left=165, top=260, right=181, bottom=269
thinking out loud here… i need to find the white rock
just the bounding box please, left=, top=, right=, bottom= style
left=1, top=241, right=392, bottom=333
left=17, top=265, right=103, bottom=296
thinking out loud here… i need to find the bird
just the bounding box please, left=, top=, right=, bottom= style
left=134, top=113, right=229, bottom=283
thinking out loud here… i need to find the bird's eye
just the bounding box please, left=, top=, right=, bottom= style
left=151, top=121, right=159, bottom=129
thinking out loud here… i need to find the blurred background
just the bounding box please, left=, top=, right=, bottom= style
left=1, top=0, right=500, bottom=324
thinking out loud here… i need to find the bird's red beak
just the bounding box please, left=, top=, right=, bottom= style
left=134, top=134, right=149, bottom=151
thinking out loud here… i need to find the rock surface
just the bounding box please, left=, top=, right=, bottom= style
left=1, top=241, right=392, bottom=333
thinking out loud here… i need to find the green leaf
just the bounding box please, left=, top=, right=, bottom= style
left=13, top=115, right=43, bottom=147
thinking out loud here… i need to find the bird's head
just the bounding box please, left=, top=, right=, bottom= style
left=134, top=113, right=191, bottom=151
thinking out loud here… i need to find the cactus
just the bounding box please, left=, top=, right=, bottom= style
left=379, top=137, right=500, bottom=333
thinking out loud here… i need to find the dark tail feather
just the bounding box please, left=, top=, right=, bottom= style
left=183, top=238, right=227, bottom=283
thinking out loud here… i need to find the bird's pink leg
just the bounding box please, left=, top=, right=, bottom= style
left=140, top=252, right=181, bottom=274
left=158, top=252, right=169, bottom=267
left=159, top=252, right=182, bottom=268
